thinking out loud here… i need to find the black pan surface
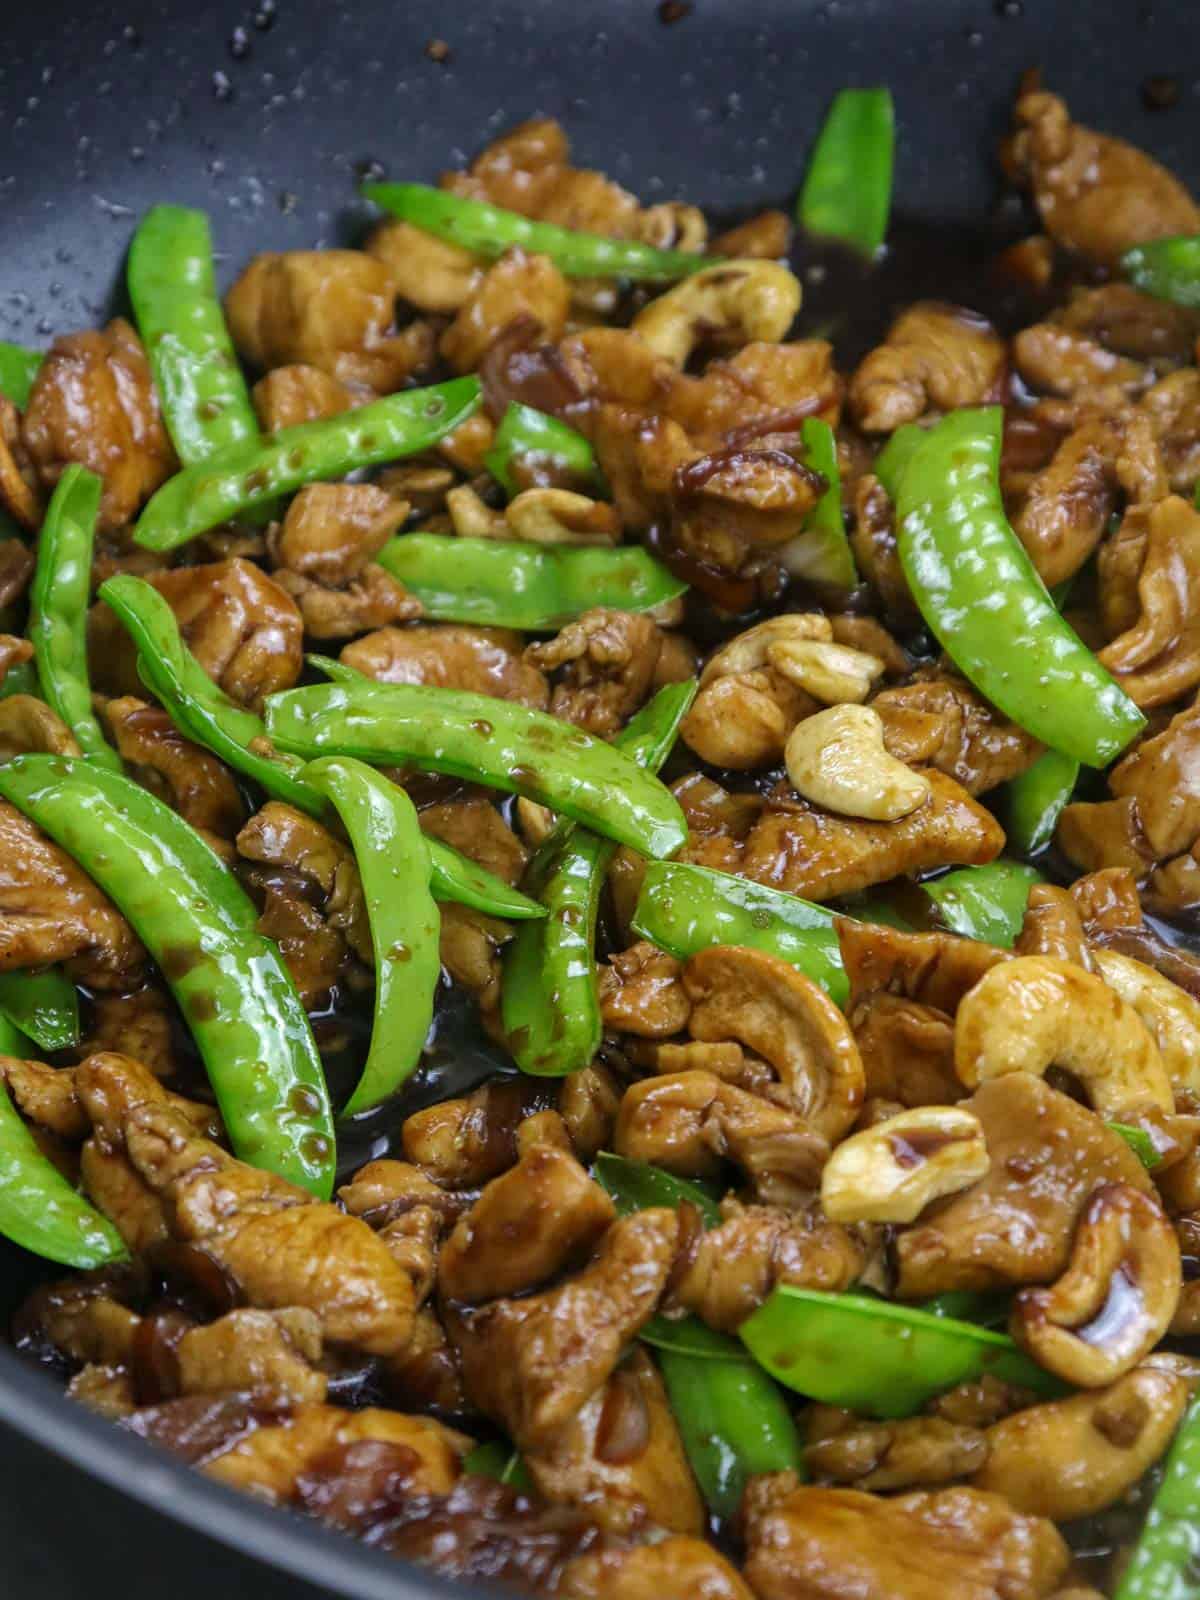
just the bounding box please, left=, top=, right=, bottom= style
left=1, top=0, right=1198, bottom=1595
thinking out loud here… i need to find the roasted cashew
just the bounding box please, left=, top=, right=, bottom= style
left=767, top=638, right=885, bottom=705
left=954, top=956, right=1174, bottom=1117
left=637, top=202, right=710, bottom=254
left=682, top=944, right=865, bottom=1143
left=1092, top=947, right=1200, bottom=1097
left=820, top=1105, right=989, bottom=1224
left=971, top=1363, right=1189, bottom=1522
left=785, top=704, right=931, bottom=821
left=505, top=488, right=622, bottom=547
left=631, top=259, right=802, bottom=367
left=446, top=483, right=506, bottom=538
left=1011, top=1181, right=1181, bottom=1387
left=699, top=614, right=833, bottom=687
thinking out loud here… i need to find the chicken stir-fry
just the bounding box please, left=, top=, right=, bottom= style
left=6, top=81, right=1200, bottom=1600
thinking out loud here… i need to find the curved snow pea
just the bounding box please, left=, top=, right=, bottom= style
left=29, top=466, right=122, bottom=772
left=483, top=403, right=601, bottom=499
left=999, top=748, right=1079, bottom=858
left=301, top=757, right=440, bottom=1115
left=1113, top=1393, right=1200, bottom=1600
left=265, top=678, right=688, bottom=859
left=593, top=1151, right=722, bottom=1229
left=0, top=756, right=335, bottom=1196
left=920, top=1291, right=1009, bottom=1328
left=363, top=182, right=715, bottom=280
left=797, top=87, right=894, bottom=257
left=376, top=534, right=686, bottom=632
left=632, top=859, right=847, bottom=1006
left=879, top=407, right=1145, bottom=767
left=424, top=839, right=546, bottom=922
left=127, top=205, right=262, bottom=465
left=1121, top=234, right=1200, bottom=311
left=740, top=1287, right=1064, bottom=1418
left=133, top=377, right=482, bottom=552
left=501, top=680, right=695, bottom=1077
left=780, top=415, right=857, bottom=590
left=1109, top=1121, right=1162, bottom=1170
left=0, top=1014, right=126, bottom=1269
left=0, top=343, right=42, bottom=409
left=919, top=859, right=1042, bottom=949
left=0, top=968, right=80, bottom=1052
left=462, top=1440, right=533, bottom=1492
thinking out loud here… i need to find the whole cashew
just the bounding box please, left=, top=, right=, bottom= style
left=785, top=704, right=932, bottom=821
left=1011, top=1181, right=1181, bottom=1387
left=631, top=259, right=802, bottom=367
left=971, top=1364, right=1188, bottom=1522
left=447, top=483, right=506, bottom=538
left=682, top=944, right=865, bottom=1143
left=767, top=638, right=885, bottom=705
left=505, top=489, right=622, bottom=547
left=820, top=1105, right=989, bottom=1224
left=954, top=956, right=1174, bottom=1117
left=1092, top=948, right=1200, bottom=1098
left=699, top=614, right=832, bottom=687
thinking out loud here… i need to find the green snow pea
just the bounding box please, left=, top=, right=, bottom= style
left=483, top=403, right=601, bottom=499
left=462, top=1440, right=533, bottom=1492
left=1113, top=1393, right=1200, bottom=1599
left=998, top=748, right=1079, bottom=857
left=29, top=466, right=122, bottom=771
left=1109, top=1122, right=1162, bottom=1170
left=264, top=678, right=688, bottom=858
left=1121, top=234, right=1200, bottom=311
left=0, top=756, right=335, bottom=1197
left=0, top=343, right=42, bottom=409
left=301, top=758, right=440, bottom=1115
left=133, top=377, right=482, bottom=552
left=740, top=1287, right=1064, bottom=1418
left=0, top=968, right=80, bottom=1052
left=780, top=415, right=857, bottom=589
left=376, top=534, right=686, bottom=631
left=0, top=660, right=39, bottom=702
left=363, top=182, right=716, bottom=280
left=797, top=87, right=895, bottom=257
left=501, top=680, right=695, bottom=1077
left=920, top=860, right=1043, bottom=948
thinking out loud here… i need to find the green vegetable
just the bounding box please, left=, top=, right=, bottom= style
left=0, top=660, right=40, bottom=703
left=878, top=407, right=1145, bottom=767
left=797, top=87, right=895, bottom=257
left=631, top=860, right=847, bottom=1006
left=1121, top=234, right=1200, bottom=311
left=133, top=377, right=482, bottom=552
left=29, top=467, right=122, bottom=771
left=301, top=758, right=440, bottom=1115
left=462, top=1440, right=533, bottom=1492
left=501, top=681, right=695, bottom=1077
left=593, top=1151, right=722, bottom=1229
left=0, top=756, right=335, bottom=1197
left=127, top=205, right=262, bottom=467
left=0, top=969, right=80, bottom=1052
left=100, top=578, right=543, bottom=923
left=483, top=403, right=601, bottom=499
left=265, top=677, right=688, bottom=859
left=740, top=1287, right=1063, bottom=1418
left=363, top=182, right=716, bottom=281
left=377, top=534, right=686, bottom=632
left=1109, top=1121, right=1162, bottom=1171
left=0, top=343, right=42, bottom=410
left=1113, top=1393, right=1200, bottom=1599
left=920, top=860, right=1042, bottom=948
left=998, top=748, right=1079, bottom=857
left=919, top=1291, right=1009, bottom=1328
left=0, top=1013, right=126, bottom=1268
left=780, top=416, right=857, bottom=589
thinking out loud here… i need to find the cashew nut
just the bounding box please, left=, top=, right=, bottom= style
left=699, top=614, right=832, bottom=687
left=637, top=202, right=710, bottom=254
left=1092, top=947, right=1200, bottom=1098
left=505, top=488, right=622, bottom=547
left=446, top=483, right=506, bottom=538
left=785, top=704, right=931, bottom=822
left=1011, top=1182, right=1181, bottom=1387
left=820, top=1105, right=988, bottom=1224
left=682, top=944, right=865, bottom=1143
left=971, top=1364, right=1188, bottom=1522
left=954, top=956, right=1174, bottom=1117
left=766, top=638, right=885, bottom=705
left=631, top=259, right=802, bottom=368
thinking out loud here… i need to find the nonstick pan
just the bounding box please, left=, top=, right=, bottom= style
left=1, top=0, right=1197, bottom=1595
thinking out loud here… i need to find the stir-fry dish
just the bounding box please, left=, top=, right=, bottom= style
left=6, top=74, right=1200, bottom=1599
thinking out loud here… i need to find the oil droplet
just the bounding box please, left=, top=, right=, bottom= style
left=289, top=1084, right=322, bottom=1117
left=388, top=941, right=413, bottom=963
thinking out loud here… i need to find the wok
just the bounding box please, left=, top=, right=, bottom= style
left=0, top=0, right=1197, bottom=1594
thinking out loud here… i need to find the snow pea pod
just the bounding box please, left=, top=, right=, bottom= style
left=1121, top=234, right=1200, bottom=311
left=631, top=860, right=847, bottom=1006
left=462, top=1440, right=534, bottom=1492
left=127, top=205, right=261, bottom=465
left=0, top=756, right=335, bottom=1197
left=501, top=680, right=695, bottom=1077
left=483, top=403, right=601, bottom=499
left=797, top=87, right=894, bottom=257
left=133, top=377, right=482, bottom=552
left=740, top=1287, right=1064, bottom=1418
left=1109, top=1121, right=1161, bottom=1170
left=363, top=182, right=716, bottom=280
left=920, top=860, right=1042, bottom=948
left=0, top=1014, right=126, bottom=1269
left=265, top=679, right=688, bottom=858
left=998, top=747, right=1079, bottom=857
left=1113, top=1393, right=1200, bottom=1600
left=0, top=968, right=80, bottom=1052
left=376, top=534, right=686, bottom=631
left=780, top=415, right=857, bottom=590
left=301, top=758, right=440, bottom=1115
left=0, top=342, right=41, bottom=409
left=29, top=466, right=122, bottom=771
left=879, top=407, right=1145, bottom=767
left=0, top=660, right=39, bottom=703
